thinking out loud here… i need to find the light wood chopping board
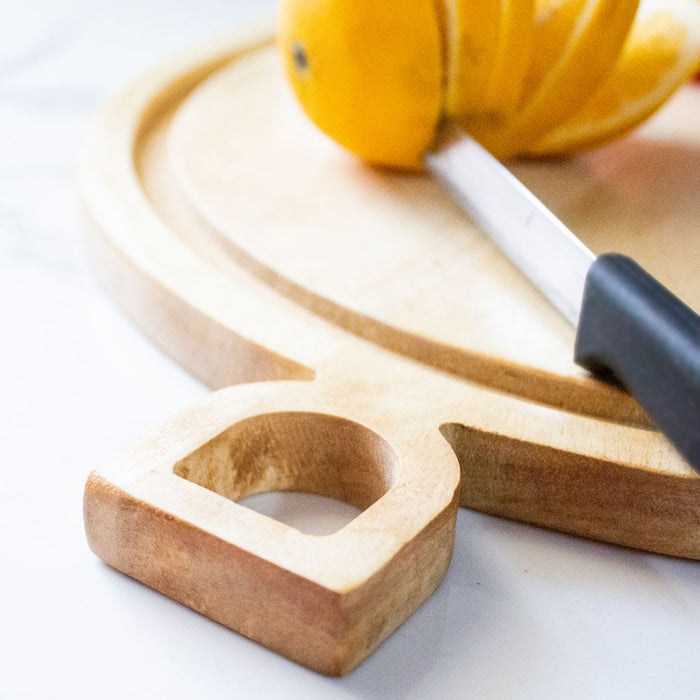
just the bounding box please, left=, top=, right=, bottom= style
left=81, top=27, right=700, bottom=565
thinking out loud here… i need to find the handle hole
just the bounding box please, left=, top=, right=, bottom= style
left=174, top=411, right=399, bottom=533
left=238, top=491, right=361, bottom=535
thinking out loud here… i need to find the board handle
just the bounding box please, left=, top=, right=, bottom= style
left=574, top=254, right=700, bottom=472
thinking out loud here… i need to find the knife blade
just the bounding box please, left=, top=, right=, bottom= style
left=425, top=124, right=700, bottom=472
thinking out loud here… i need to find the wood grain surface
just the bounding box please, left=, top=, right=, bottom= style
left=81, top=28, right=700, bottom=675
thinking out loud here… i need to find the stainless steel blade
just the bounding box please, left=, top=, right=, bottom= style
left=425, top=124, right=595, bottom=325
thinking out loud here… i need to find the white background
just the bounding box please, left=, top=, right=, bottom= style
left=1, top=1, right=699, bottom=698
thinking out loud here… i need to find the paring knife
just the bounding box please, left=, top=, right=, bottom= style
left=425, top=124, right=700, bottom=472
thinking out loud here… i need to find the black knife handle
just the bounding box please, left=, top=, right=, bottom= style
left=574, top=254, right=700, bottom=472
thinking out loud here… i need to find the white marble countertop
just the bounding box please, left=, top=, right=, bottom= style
left=1, top=2, right=699, bottom=698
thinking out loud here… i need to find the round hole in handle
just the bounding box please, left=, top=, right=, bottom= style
left=173, top=411, right=400, bottom=524
left=237, top=491, right=362, bottom=536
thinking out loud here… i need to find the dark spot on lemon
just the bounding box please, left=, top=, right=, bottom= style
left=292, top=41, right=309, bottom=74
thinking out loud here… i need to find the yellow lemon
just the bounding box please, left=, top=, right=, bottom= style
left=532, top=0, right=700, bottom=154
left=278, top=0, right=443, bottom=169
left=278, top=0, right=699, bottom=168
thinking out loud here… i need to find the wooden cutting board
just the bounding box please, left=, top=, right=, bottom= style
left=81, top=27, right=700, bottom=675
